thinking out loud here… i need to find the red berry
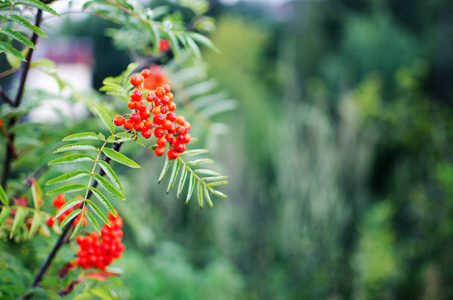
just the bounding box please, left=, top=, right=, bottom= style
left=154, top=146, right=165, bottom=156
left=141, top=69, right=151, bottom=78
left=175, top=116, right=185, bottom=125
left=166, top=112, right=177, bottom=122
left=155, top=87, right=165, bottom=97
left=174, top=142, right=185, bottom=153
left=124, top=120, right=133, bottom=130
left=165, top=92, right=174, bottom=101
left=154, top=127, right=165, bottom=138
left=168, top=149, right=178, bottom=160
left=140, top=109, right=151, bottom=120
left=162, top=84, right=171, bottom=93
left=146, top=92, right=156, bottom=102
left=153, top=114, right=165, bottom=125
left=134, top=122, right=145, bottom=131
left=159, top=39, right=171, bottom=52
left=52, top=195, right=66, bottom=208
left=141, top=129, right=152, bottom=139
left=168, top=102, right=176, bottom=111
left=160, top=105, right=168, bottom=114
left=152, top=106, right=161, bottom=115
left=183, top=121, right=191, bottom=132
left=131, top=90, right=142, bottom=101
left=162, top=120, right=173, bottom=131
left=161, top=96, right=169, bottom=105
left=130, top=75, right=144, bottom=87
left=127, top=100, right=136, bottom=109
left=113, top=115, right=125, bottom=126
left=182, top=133, right=191, bottom=144
left=136, top=101, right=147, bottom=111
left=144, top=119, right=154, bottom=129
left=167, top=123, right=176, bottom=134
left=176, top=125, right=186, bottom=135
left=165, top=133, right=175, bottom=143
left=176, top=134, right=185, bottom=142
left=157, top=137, right=167, bottom=147
left=46, top=217, right=54, bottom=227
left=130, top=113, right=140, bottom=123
left=0, top=120, right=2, bottom=127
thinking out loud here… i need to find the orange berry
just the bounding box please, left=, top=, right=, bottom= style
left=155, top=87, right=165, bottom=97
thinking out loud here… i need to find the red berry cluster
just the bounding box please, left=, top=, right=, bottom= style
left=113, top=68, right=192, bottom=160
left=74, top=212, right=125, bottom=270
left=46, top=194, right=86, bottom=228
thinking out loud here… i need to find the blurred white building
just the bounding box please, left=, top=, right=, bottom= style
left=27, top=37, right=94, bottom=123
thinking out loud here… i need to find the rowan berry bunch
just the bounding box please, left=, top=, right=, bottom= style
left=46, top=195, right=86, bottom=228
left=113, top=68, right=192, bottom=160
left=74, top=212, right=125, bottom=270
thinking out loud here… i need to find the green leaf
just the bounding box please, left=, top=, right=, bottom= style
left=31, top=58, right=56, bottom=70
left=185, top=36, right=201, bottom=58
left=207, top=181, right=228, bottom=187
left=70, top=214, right=84, bottom=239
left=53, top=143, right=98, bottom=153
left=122, top=62, right=139, bottom=80
left=0, top=207, right=11, bottom=227
left=0, top=28, right=36, bottom=49
left=62, top=132, right=104, bottom=141
left=98, top=160, right=123, bottom=193
left=177, top=167, right=188, bottom=198
left=10, top=207, right=26, bottom=238
left=92, top=103, right=115, bottom=134
left=45, top=170, right=91, bottom=185
left=46, top=184, right=87, bottom=196
left=60, top=209, right=82, bottom=228
left=189, top=32, right=219, bottom=53
left=0, top=41, right=26, bottom=62
left=150, top=24, right=160, bottom=54
left=84, top=210, right=100, bottom=235
left=185, top=173, right=195, bottom=204
left=93, top=174, right=125, bottom=200
left=166, top=159, right=180, bottom=194
left=16, top=0, right=60, bottom=16
left=0, top=184, right=8, bottom=206
left=179, top=149, right=209, bottom=157
left=28, top=212, right=41, bottom=239
left=103, top=148, right=140, bottom=168
left=30, top=179, right=43, bottom=209
left=86, top=200, right=110, bottom=227
left=197, top=181, right=203, bottom=209
left=158, top=156, right=171, bottom=183
left=203, top=176, right=228, bottom=181
left=186, top=159, right=213, bottom=166
left=48, top=154, right=95, bottom=165
left=208, top=188, right=227, bottom=198
left=54, top=199, right=84, bottom=219
left=167, top=31, right=180, bottom=59
left=194, top=169, right=221, bottom=176
left=7, top=15, right=47, bottom=38
left=89, top=187, right=116, bottom=217
left=204, top=186, right=214, bottom=207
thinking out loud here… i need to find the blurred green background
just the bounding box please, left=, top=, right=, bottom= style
left=4, top=0, right=453, bottom=299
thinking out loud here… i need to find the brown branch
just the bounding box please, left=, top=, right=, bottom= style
left=1, top=8, right=43, bottom=190
left=0, top=84, right=14, bottom=106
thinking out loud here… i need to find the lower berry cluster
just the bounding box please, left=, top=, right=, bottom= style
left=74, top=212, right=125, bottom=270
left=113, top=68, right=191, bottom=160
